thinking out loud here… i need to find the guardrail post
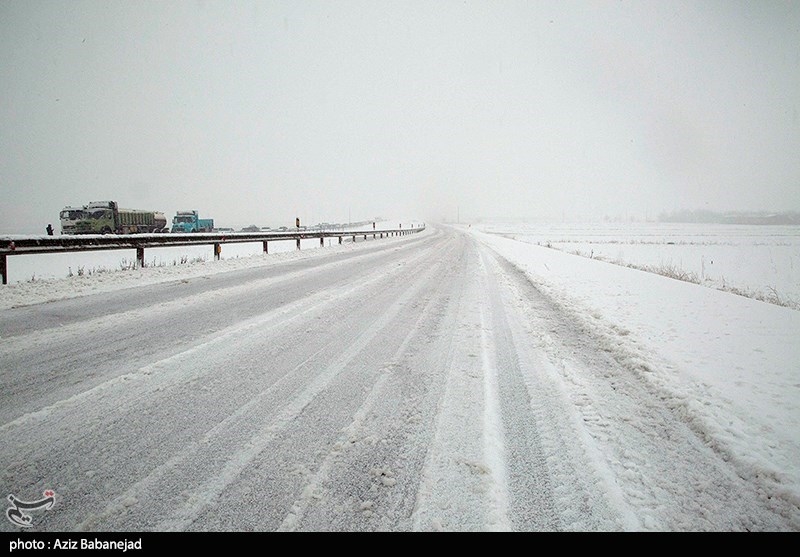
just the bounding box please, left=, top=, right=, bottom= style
left=296, top=238, right=301, bottom=250
left=364, top=235, right=367, bottom=240
left=338, top=236, right=342, bottom=244
left=320, top=237, right=324, bottom=247
left=136, top=247, right=145, bottom=268
left=263, top=241, right=268, bottom=254
left=214, top=243, right=221, bottom=260
left=1, top=254, right=6, bottom=285
left=352, top=235, right=356, bottom=242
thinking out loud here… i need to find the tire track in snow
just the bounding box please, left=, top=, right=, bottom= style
left=152, top=247, right=451, bottom=531
left=0, top=232, right=443, bottom=425
left=261, top=235, right=470, bottom=531
left=275, top=261, right=454, bottom=531
left=1, top=236, right=445, bottom=531
left=479, top=242, right=798, bottom=531
left=476, top=255, right=512, bottom=529
left=479, top=247, right=626, bottom=530
left=189, top=234, right=467, bottom=531
left=3, top=266, right=426, bottom=531
left=477, top=247, right=561, bottom=531
left=1, top=238, right=441, bottom=433
left=410, top=240, right=514, bottom=531
left=409, top=239, right=560, bottom=531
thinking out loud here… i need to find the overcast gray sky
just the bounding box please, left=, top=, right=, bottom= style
left=2, top=0, right=799, bottom=233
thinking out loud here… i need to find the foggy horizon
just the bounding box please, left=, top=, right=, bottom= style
left=2, top=0, right=799, bottom=234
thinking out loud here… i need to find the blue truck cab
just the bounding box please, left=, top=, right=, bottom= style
left=171, top=210, right=214, bottom=233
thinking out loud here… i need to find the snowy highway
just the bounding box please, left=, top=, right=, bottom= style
left=1, top=225, right=796, bottom=531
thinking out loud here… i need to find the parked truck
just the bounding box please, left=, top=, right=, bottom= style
left=60, top=201, right=167, bottom=234
left=171, top=210, right=214, bottom=233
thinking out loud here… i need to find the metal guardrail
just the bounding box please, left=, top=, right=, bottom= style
left=0, top=226, right=425, bottom=285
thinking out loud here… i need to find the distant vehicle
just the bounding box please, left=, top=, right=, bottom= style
left=60, top=201, right=167, bottom=234
left=171, top=210, right=214, bottom=233
left=215, top=227, right=235, bottom=233
left=240, top=225, right=260, bottom=232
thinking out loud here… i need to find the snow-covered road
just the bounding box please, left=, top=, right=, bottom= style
left=1, top=225, right=796, bottom=531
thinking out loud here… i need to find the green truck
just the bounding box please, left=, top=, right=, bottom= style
left=60, top=201, right=167, bottom=234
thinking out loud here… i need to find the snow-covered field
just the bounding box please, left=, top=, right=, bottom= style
left=1, top=222, right=798, bottom=531
left=479, top=222, right=800, bottom=308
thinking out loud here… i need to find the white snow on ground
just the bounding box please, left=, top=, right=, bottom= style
left=1, top=221, right=798, bottom=531
left=468, top=225, right=800, bottom=516
left=0, top=245, right=345, bottom=310
left=479, top=221, right=800, bottom=307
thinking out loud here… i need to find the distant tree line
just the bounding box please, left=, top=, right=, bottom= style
left=658, top=210, right=800, bottom=225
